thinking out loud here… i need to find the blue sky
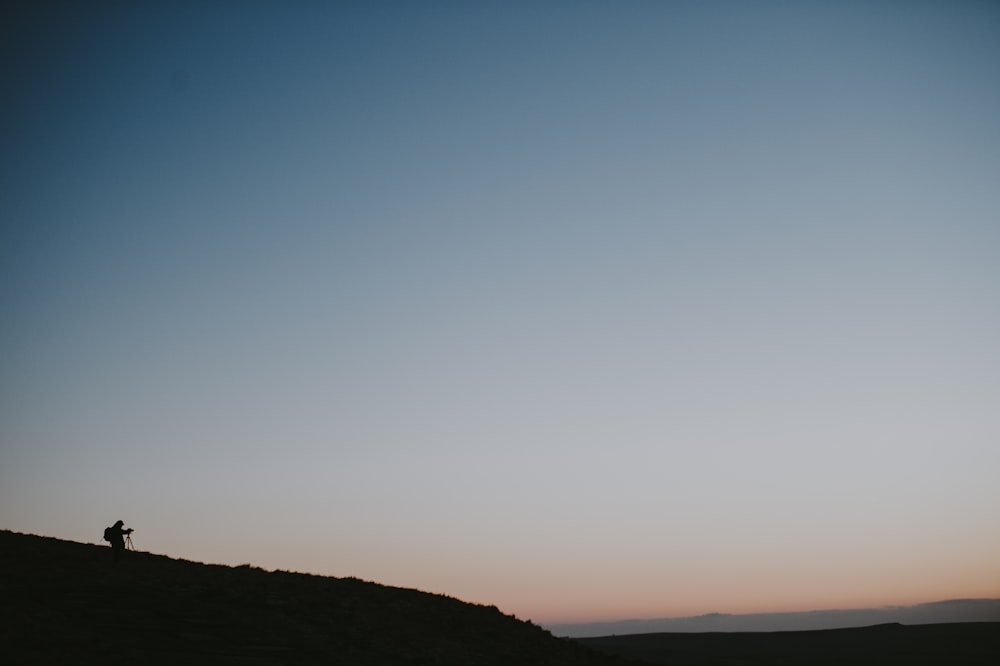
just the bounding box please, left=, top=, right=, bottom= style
left=2, top=1, right=999, bottom=623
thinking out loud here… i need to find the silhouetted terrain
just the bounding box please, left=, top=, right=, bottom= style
left=3, top=530, right=997, bottom=665
left=0, top=531, right=626, bottom=665
left=550, top=598, right=1000, bottom=636
left=578, top=623, right=1000, bottom=665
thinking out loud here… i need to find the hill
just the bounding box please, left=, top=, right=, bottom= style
left=5, top=530, right=997, bottom=665
left=549, top=598, right=1000, bottom=636
left=578, top=622, right=1000, bottom=665
left=0, top=530, right=627, bottom=665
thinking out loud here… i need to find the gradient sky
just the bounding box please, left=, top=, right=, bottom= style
left=2, top=1, right=999, bottom=625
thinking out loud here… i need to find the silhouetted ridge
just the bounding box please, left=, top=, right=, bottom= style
left=0, top=531, right=626, bottom=665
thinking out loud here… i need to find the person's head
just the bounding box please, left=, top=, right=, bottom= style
left=114, top=520, right=124, bottom=527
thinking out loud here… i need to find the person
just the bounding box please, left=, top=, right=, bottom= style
left=104, top=520, right=133, bottom=561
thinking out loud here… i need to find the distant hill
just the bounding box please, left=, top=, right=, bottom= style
left=549, top=598, right=1000, bottom=637
left=0, top=530, right=626, bottom=665
left=579, top=623, right=1000, bottom=666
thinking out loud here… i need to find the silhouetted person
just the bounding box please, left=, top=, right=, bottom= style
left=103, top=520, right=133, bottom=561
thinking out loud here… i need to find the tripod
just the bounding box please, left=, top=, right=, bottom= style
left=124, top=533, right=135, bottom=550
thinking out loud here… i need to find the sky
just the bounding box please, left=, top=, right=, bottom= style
left=2, top=1, right=999, bottom=625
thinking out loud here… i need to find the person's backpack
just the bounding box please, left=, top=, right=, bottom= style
left=103, top=526, right=114, bottom=542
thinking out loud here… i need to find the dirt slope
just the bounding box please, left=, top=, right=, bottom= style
left=0, top=530, right=627, bottom=665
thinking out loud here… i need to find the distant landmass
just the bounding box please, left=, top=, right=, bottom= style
left=548, top=598, right=1000, bottom=637
left=579, top=623, right=1000, bottom=666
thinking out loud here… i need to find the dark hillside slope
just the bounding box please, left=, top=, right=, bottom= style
left=0, top=530, right=627, bottom=665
